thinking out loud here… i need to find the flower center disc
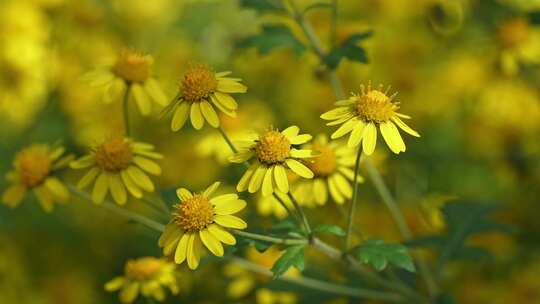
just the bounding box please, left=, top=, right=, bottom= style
left=356, top=90, right=396, bottom=123
left=306, top=144, right=337, bottom=177
left=95, top=138, right=133, bottom=171
left=254, top=130, right=291, bottom=165
left=125, top=258, right=163, bottom=280
left=181, top=64, right=217, bottom=103
left=113, top=50, right=151, bottom=83
left=16, top=147, right=51, bottom=187
left=174, top=194, right=214, bottom=232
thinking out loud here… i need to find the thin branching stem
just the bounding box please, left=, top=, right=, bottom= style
left=231, top=229, right=308, bottom=245
left=288, top=192, right=312, bottom=236
left=345, top=147, right=363, bottom=250
left=230, top=256, right=404, bottom=302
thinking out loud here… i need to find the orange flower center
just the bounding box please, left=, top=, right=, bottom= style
left=254, top=130, right=291, bottom=165
left=95, top=138, right=133, bottom=171
left=305, top=144, right=337, bottom=177
left=174, top=194, right=214, bottom=232
left=16, top=147, right=51, bottom=187
left=181, top=64, right=217, bottom=103
left=112, top=50, right=152, bottom=83
left=125, top=257, right=164, bottom=280
left=498, top=18, right=530, bottom=49
left=356, top=88, right=397, bottom=123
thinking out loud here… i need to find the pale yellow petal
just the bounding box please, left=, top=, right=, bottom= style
left=34, top=186, right=54, bottom=212
left=248, top=164, right=267, bottom=193
left=126, top=166, right=154, bottom=192
left=109, top=174, right=127, bottom=205
left=176, top=188, right=193, bottom=201
left=237, top=163, right=257, bottom=192
left=214, top=92, right=238, bottom=109
left=347, top=121, right=366, bottom=147
left=104, top=277, right=125, bottom=291
left=362, top=123, right=377, bottom=155
left=190, top=102, right=204, bottom=130
left=331, top=119, right=358, bottom=139
left=77, top=167, right=100, bottom=189
left=2, top=184, right=27, bottom=208
left=210, top=94, right=236, bottom=117
left=44, top=177, right=69, bottom=202
left=217, top=79, right=247, bottom=93
left=92, top=172, right=109, bottom=204
left=144, top=78, right=168, bottom=106
left=273, top=165, right=289, bottom=193
left=210, top=193, right=238, bottom=205
left=214, top=215, right=248, bottom=229
left=208, top=223, right=236, bottom=245
left=214, top=199, right=246, bottom=215
left=200, top=229, right=224, bottom=256
left=200, top=101, right=220, bottom=128
left=131, top=83, right=152, bottom=115
left=121, top=170, right=143, bottom=198
left=133, top=156, right=161, bottom=175
left=285, top=159, right=314, bottom=178
left=70, top=155, right=96, bottom=169
left=203, top=181, right=221, bottom=198
left=392, top=116, right=420, bottom=137
left=174, top=233, right=190, bottom=264
left=281, top=125, right=299, bottom=138
left=262, top=166, right=274, bottom=196
left=313, top=178, right=328, bottom=205
left=320, top=107, right=351, bottom=120
left=171, top=102, right=190, bottom=131
left=380, top=121, right=406, bottom=154
left=187, top=234, right=201, bottom=269
left=120, top=282, right=139, bottom=303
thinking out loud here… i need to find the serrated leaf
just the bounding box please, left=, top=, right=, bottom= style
left=313, top=224, right=346, bottom=237
left=324, top=31, right=373, bottom=69
left=271, top=245, right=305, bottom=278
left=353, top=239, right=416, bottom=272
left=240, top=0, right=285, bottom=12
left=237, top=25, right=306, bottom=56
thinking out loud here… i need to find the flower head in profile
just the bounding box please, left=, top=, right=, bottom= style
left=158, top=182, right=247, bottom=270
left=164, top=63, right=247, bottom=131
left=230, top=126, right=316, bottom=196
left=294, top=134, right=363, bottom=205
left=70, top=137, right=162, bottom=205
left=82, top=49, right=168, bottom=115
left=321, top=82, right=420, bottom=155
left=2, top=144, right=72, bottom=212
left=105, top=256, right=179, bottom=303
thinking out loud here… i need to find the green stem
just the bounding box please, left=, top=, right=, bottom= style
left=230, top=256, right=404, bottom=302
left=68, top=185, right=165, bottom=232
left=123, top=83, right=131, bottom=137
left=231, top=229, right=308, bottom=246
left=345, top=147, right=363, bottom=250
left=288, top=192, right=312, bottom=236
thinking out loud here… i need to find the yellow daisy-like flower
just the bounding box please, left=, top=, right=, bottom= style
left=2, top=144, right=72, bottom=212
left=320, top=82, right=420, bottom=155
left=294, top=134, right=363, bottom=205
left=165, top=63, right=247, bottom=131
left=82, top=49, right=168, bottom=115
left=158, top=182, right=247, bottom=270
left=230, top=126, right=316, bottom=196
left=70, top=137, right=163, bottom=205
left=105, top=256, right=179, bottom=303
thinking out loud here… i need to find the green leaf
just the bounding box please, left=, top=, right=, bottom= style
left=353, top=239, right=416, bottom=272
left=237, top=25, right=306, bottom=56
left=240, top=0, right=285, bottom=12
left=313, top=224, right=346, bottom=237
left=271, top=245, right=306, bottom=278
left=324, top=31, right=373, bottom=69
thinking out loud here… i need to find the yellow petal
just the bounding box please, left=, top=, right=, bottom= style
left=2, top=184, right=27, bottom=207
left=103, top=77, right=126, bottom=104
left=347, top=121, right=365, bottom=147
left=214, top=215, right=247, bottom=229
left=210, top=193, right=238, bottom=205
left=133, top=156, right=161, bottom=175
left=200, top=229, right=224, bottom=256
left=131, top=83, right=152, bottom=115
left=331, top=118, right=358, bottom=139
left=176, top=188, right=193, bottom=201
left=109, top=174, right=127, bottom=205
left=44, top=177, right=69, bottom=202
left=362, top=123, right=377, bottom=155
left=392, top=116, right=420, bottom=137
left=313, top=178, right=328, bottom=205
left=214, top=92, right=238, bottom=109
left=34, top=186, right=54, bottom=212
left=70, top=155, right=96, bottom=169
left=92, top=172, right=109, bottom=204
left=281, top=125, right=299, bottom=138
left=262, top=166, right=274, bottom=196
left=285, top=159, right=314, bottom=178
left=126, top=166, right=154, bottom=192
left=163, top=228, right=182, bottom=256
left=203, top=181, right=221, bottom=198
left=273, top=165, right=289, bottom=193
left=120, top=282, right=139, bottom=303
left=380, top=121, right=406, bottom=154
left=187, top=234, right=201, bottom=269
left=333, top=173, right=352, bottom=198
left=214, top=199, right=246, bottom=215
left=77, top=167, right=100, bottom=189
left=190, top=102, right=204, bottom=130
left=208, top=223, right=236, bottom=245
left=210, top=94, right=236, bottom=117
left=320, top=107, right=351, bottom=120
left=328, top=177, right=344, bottom=204
left=237, top=163, right=257, bottom=192
left=104, top=277, right=125, bottom=291
left=171, top=102, right=190, bottom=131
left=288, top=134, right=312, bottom=145
left=121, top=170, right=143, bottom=198
left=158, top=222, right=177, bottom=247
left=248, top=164, right=267, bottom=193
left=200, top=101, right=220, bottom=128
left=144, top=78, right=168, bottom=106
left=290, top=149, right=315, bottom=158
left=175, top=233, right=190, bottom=264
left=217, top=79, right=247, bottom=93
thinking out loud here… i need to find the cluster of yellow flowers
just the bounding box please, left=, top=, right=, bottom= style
left=1, top=43, right=419, bottom=302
